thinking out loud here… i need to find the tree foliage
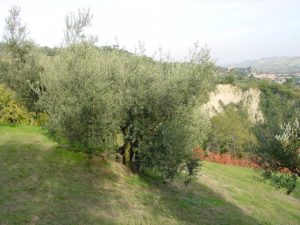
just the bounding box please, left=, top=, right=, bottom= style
left=116, top=47, right=215, bottom=178
left=3, top=6, right=30, bottom=61
left=0, top=84, right=30, bottom=124
left=0, top=7, right=217, bottom=182
left=206, top=104, right=256, bottom=157
left=64, top=8, right=97, bottom=46
left=253, top=82, right=300, bottom=193
left=37, top=45, right=122, bottom=154
left=1, top=6, right=42, bottom=112
left=33, top=9, right=216, bottom=181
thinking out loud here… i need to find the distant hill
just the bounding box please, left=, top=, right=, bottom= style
left=232, top=56, right=300, bottom=74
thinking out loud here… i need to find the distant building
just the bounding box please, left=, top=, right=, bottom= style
left=253, top=73, right=276, bottom=80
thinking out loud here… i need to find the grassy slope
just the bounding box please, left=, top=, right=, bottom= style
left=200, top=163, right=300, bottom=225
left=0, top=124, right=299, bottom=225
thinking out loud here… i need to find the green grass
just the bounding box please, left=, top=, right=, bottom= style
left=0, top=124, right=299, bottom=225
left=200, top=162, right=300, bottom=225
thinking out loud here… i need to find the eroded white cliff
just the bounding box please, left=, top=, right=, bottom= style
left=201, top=84, right=263, bottom=123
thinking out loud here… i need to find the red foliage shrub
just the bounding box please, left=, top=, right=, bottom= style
left=194, top=148, right=260, bottom=169
left=194, top=149, right=295, bottom=175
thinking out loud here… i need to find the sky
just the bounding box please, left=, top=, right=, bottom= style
left=0, top=0, right=299, bottom=64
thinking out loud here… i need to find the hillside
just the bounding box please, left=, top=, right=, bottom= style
left=0, top=124, right=299, bottom=225
left=232, top=56, right=300, bottom=74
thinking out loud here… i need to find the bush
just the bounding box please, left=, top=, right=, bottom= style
left=0, top=84, right=30, bottom=124
left=224, top=74, right=235, bottom=84
left=206, top=104, right=257, bottom=157
left=259, top=170, right=298, bottom=195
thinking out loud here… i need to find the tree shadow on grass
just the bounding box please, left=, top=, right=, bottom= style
left=0, top=139, right=124, bottom=225
left=134, top=173, right=263, bottom=225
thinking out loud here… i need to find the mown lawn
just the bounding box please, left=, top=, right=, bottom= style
left=0, top=124, right=299, bottom=225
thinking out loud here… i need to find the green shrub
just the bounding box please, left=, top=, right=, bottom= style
left=206, top=104, right=257, bottom=157
left=259, top=170, right=298, bottom=195
left=33, top=112, right=49, bottom=126
left=253, top=82, right=300, bottom=193
left=0, top=84, right=30, bottom=124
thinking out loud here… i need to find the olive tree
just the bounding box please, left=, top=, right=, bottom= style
left=64, top=8, right=97, bottom=46
left=3, top=5, right=30, bottom=61
left=38, top=45, right=123, bottom=155
left=254, top=119, right=300, bottom=194
left=117, top=46, right=215, bottom=179
left=254, top=83, right=300, bottom=193
left=38, top=8, right=216, bottom=181
left=1, top=6, right=42, bottom=112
